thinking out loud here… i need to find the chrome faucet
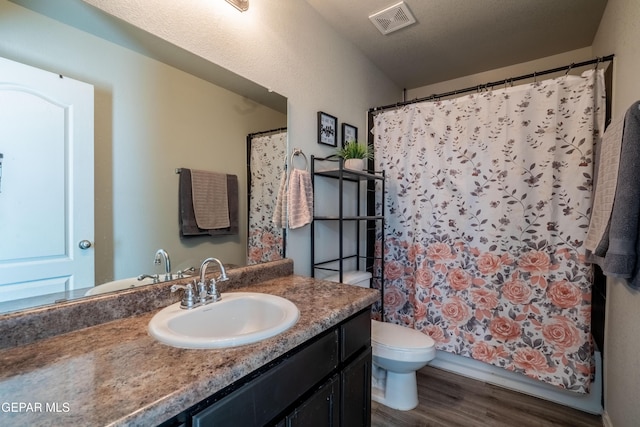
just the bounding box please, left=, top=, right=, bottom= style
left=198, top=257, right=229, bottom=303
left=154, top=249, right=172, bottom=281
left=172, top=257, right=228, bottom=309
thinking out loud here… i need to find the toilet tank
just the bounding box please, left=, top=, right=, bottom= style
left=325, top=270, right=372, bottom=288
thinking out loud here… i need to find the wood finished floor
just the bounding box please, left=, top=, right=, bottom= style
left=371, top=366, right=602, bottom=427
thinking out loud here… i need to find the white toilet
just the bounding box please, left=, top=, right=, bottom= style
left=325, top=271, right=436, bottom=411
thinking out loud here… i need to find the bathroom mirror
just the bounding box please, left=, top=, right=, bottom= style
left=0, top=0, right=287, bottom=314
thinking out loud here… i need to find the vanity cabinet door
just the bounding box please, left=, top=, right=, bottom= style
left=340, top=310, right=371, bottom=362
left=341, top=346, right=372, bottom=427
left=284, top=374, right=340, bottom=427
left=191, top=330, right=339, bottom=427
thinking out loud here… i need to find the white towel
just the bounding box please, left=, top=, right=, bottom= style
left=287, top=169, right=313, bottom=229
left=272, top=170, right=288, bottom=228
left=585, top=115, right=625, bottom=253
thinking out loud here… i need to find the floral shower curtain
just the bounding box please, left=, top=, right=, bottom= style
left=372, top=70, right=605, bottom=392
left=248, top=131, right=287, bottom=265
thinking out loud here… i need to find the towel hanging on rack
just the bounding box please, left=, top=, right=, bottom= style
left=272, top=170, right=287, bottom=228
left=191, top=169, right=230, bottom=229
left=272, top=149, right=313, bottom=229
left=178, top=168, right=239, bottom=237
left=287, top=168, right=313, bottom=229
left=589, top=101, right=640, bottom=288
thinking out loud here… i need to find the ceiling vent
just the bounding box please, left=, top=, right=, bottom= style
left=369, top=1, right=417, bottom=35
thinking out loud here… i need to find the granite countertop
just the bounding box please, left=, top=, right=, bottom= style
left=0, top=274, right=378, bottom=426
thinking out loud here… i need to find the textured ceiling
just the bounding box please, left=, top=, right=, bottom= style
left=306, top=0, right=608, bottom=89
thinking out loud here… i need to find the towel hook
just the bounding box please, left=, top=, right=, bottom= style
left=290, top=148, right=308, bottom=171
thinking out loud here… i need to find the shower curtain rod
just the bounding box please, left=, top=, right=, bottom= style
left=248, top=126, right=287, bottom=137
left=369, top=54, right=614, bottom=113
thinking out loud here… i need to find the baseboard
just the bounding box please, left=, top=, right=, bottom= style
left=429, top=350, right=603, bottom=415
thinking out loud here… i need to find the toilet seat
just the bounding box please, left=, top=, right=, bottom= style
left=371, top=320, right=436, bottom=362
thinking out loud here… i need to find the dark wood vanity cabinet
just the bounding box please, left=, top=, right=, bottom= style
left=160, top=308, right=372, bottom=427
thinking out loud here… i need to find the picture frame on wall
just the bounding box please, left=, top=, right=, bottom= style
left=317, top=111, right=338, bottom=146
left=342, top=123, right=358, bottom=145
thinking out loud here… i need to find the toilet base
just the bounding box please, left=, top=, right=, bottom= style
left=371, top=369, right=419, bottom=411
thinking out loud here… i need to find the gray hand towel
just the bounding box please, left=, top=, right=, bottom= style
left=597, top=101, right=640, bottom=287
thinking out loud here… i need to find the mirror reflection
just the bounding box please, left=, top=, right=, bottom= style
left=0, top=0, right=287, bottom=314
left=247, top=129, right=288, bottom=265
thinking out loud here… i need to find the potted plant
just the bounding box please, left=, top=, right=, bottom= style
left=336, top=141, right=373, bottom=171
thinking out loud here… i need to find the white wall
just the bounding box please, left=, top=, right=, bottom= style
left=80, top=0, right=401, bottom=276
left=592, top=0, right=640, bottom=425
left=407, top=47, right=595, bottom=100
left=0, top=0, right=286, bottom=284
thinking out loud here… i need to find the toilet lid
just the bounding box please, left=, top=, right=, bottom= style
left=371, top=320, right=435, bottom=350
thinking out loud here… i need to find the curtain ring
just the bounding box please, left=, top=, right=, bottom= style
left=565, top=63, right=574, bottom=76
left=533, top=71, right=537, bottom=83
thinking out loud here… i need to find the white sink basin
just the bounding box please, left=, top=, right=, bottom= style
left=148, top=292, right=299, bottom=349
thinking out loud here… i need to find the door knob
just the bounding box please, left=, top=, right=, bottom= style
left=78, top=240, right=92, bottom=250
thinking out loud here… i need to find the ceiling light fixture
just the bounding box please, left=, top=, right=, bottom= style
left=226, top=0, right=249, bottom=12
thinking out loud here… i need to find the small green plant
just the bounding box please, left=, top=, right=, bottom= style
left=336, top=141, right=373, bottom=160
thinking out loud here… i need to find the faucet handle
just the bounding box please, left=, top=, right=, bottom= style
left=176, top=267, right=195, bottom=278
left=195, top=279, right=208, bottom=303
left=138, top=274, right=159, bottom=284
left=207, top=279, right=222, bottom=302
left=171, top=283, right=196, bottom=309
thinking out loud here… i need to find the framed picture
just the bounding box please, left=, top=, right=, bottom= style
left=317, top=111, right=338, bottom=146
left=342, top=123, right=358, bottom=145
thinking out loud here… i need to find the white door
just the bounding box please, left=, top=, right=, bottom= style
left=0, top=56, right=94, bottom=304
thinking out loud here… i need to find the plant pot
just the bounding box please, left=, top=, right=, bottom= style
left=344, top=158, right=366, bottom=171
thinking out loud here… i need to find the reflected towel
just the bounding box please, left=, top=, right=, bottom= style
left=272, top=170, right=287, bottom=228
left=179, top=169, right=239, bottom=237
left=287, top=169, right=313, bottom=229
left=191, top=169, right=229, bottom=229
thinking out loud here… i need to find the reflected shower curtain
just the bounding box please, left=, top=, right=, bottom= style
left=373, top=70, right=605, bottom=392
left=248, top=131, right=287, bottom=265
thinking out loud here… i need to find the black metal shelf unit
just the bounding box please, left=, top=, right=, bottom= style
left=310, top=155, right=385, bottom=318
